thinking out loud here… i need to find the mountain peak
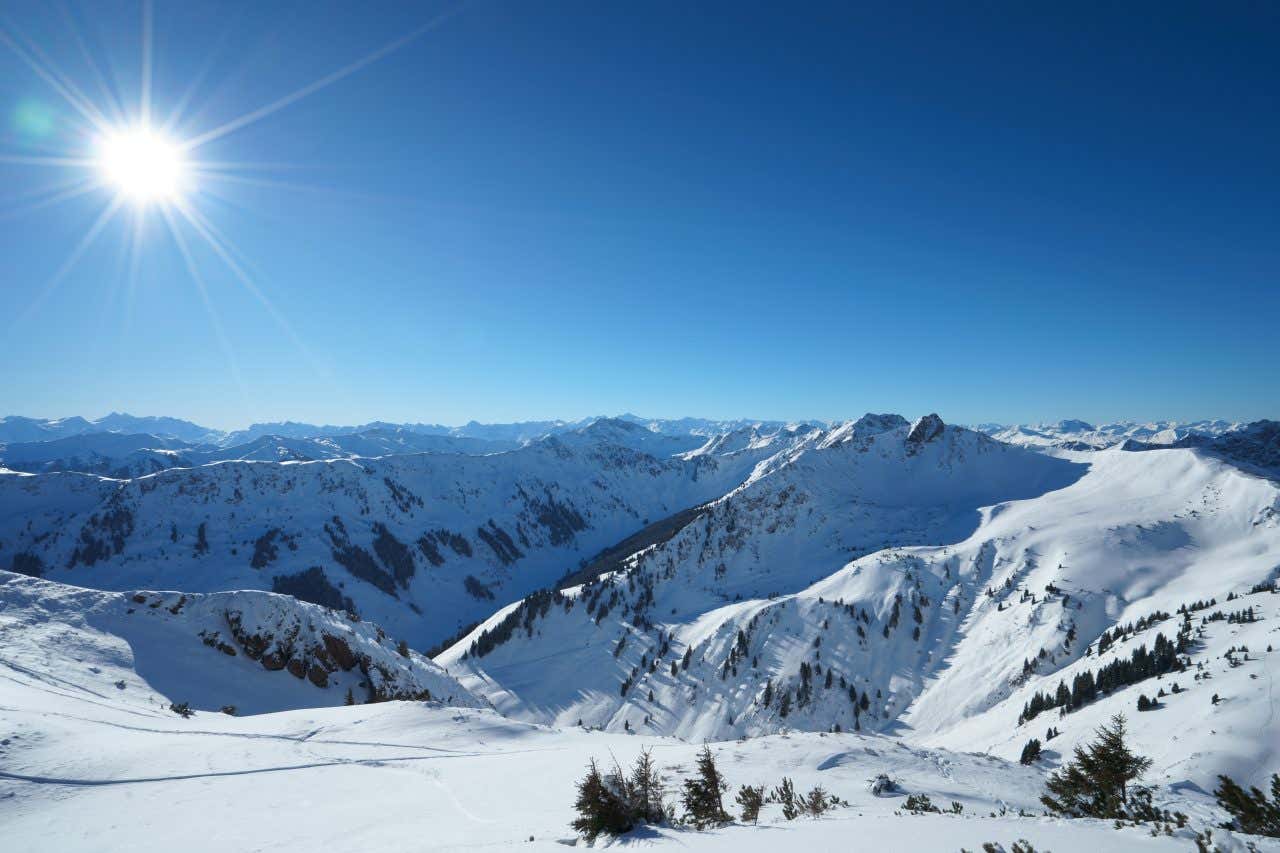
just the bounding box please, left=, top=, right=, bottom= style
left=906, top=413, right=945, bottom=443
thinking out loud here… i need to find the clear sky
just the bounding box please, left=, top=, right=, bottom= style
left=1, top=1, right=1277, bottom=430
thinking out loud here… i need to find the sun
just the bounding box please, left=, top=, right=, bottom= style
left=96, top=127, right=188, bottom=205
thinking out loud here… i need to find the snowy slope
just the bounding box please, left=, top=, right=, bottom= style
left=0, top=571, right=483, bottom=716
left=4, top=412, right=1280, bottom=852
left=441, top=426, right=1280, bottom=798
left=440, top=416, right=1084, bottom=724
left=0, top=422, right=810, bottom=648
left=3, top=606, right=1273, bottom=852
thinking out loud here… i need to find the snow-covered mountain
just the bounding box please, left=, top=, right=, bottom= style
left=980, top=419, right=1243, bottom=450
left=0, top=428, right=533, bottom=479
left=2, top=571, right=1275, bottom=853
left=3, top=410, right=1280, bottom=852
left=0, top=419, right=815, bottom=647
left=0, top=413, right=221, bottom=444
left=1123, top=419, right=1280, bottom=477
left=439, top=416, right=1280, bottom=800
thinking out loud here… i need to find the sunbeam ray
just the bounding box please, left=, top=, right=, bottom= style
left=8, top=195, right=124, bottom=332
left=0, top=20, right=112, bottom=134
left=0, top=173, right=91, bottom=207
left=139, top=0, right=153, bottom=126
left=0, top=177, right=102, bottom=223
left=120, top=205, right=146, bottom=343
left=174, top=198, right=327, bottom=378
left=182, top=6, right=465, bottom=151
left=190, top=168, right=415, bottom=205
left=159, top=6, right=244, bottom=137
left=57, top=1, right=127, bottom=127
left=188, top=159, right=319, bottom=173
left=161, top=205, right=251, bottom=411
left=0, top=154, right=97, bottom=168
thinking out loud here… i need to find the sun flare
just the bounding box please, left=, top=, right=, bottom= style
left=97, top=127, right=187, bottom=204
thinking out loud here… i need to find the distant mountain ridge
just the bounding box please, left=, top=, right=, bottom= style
left=976, top=418, right=1242, bottom=450
left=1, top=412, right=820, bottom=449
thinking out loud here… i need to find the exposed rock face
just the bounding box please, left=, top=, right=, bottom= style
left=907, top=413, right=945, bottom=444
left=322, top=633, right=358, bottom=671
left=306, top=663, right=329, bottom=688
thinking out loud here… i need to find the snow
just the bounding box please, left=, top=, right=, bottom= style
left=979, top=419, right=1244, bottom=451
left=0, top=421, right=812, bottom=648
left=441, top=426, right=1280, bottom=798
left=0, top=572, right=485, bottom=716
left=3, top=411, right=1279, bottom=851
left=4, top=619, right=1272, bottom=851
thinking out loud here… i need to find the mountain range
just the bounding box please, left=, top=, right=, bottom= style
left=2, top=409, right=1278, bottom=851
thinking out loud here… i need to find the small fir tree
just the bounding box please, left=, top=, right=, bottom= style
left=736, top=784, right=765, bottom=823
left=627, top=748, right=665, bottom=824
left=681, top=746, right=730, bottom=829
left=773, top=776, right=800, bottom=820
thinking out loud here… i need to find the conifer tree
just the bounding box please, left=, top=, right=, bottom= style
left=804, top=785, right=831, bottom=816
left=1041, top=714, right=1152, bottom=818
left=773, top=776, right=800, bottom=820
left=735, top=784, right=764, bottom=823
left=571, top=759, right=633, bottom=840
left=681, top=745, right=730, bottom=829
left=1214, top=773, right=1280, bottom=838
left=628, top=748, right=665, bottom=824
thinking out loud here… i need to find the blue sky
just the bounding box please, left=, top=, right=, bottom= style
left=1, top=1, right=1276, bottom=430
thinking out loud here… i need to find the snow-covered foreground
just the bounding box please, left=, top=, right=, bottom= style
left=3, top=693, right=1269, bottom=853
left=0, top=575, right=1273, bottom=852
left=3, top=412, right=1279, bottom=851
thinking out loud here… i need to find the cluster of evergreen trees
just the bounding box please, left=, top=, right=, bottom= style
left=570, top=749, right=668, bottom=841
left=571, top=746, right=732, bottom=840
left=1095, top=610, right=1171, bottom=655
left=572, top=745, right=845, bottom=840
left=1019, top=632, right=1184, bottom=724
left=1203, top=606, right=1260, bottom=625
left=757, top=660, right=872, bottom=725
left=465, top=587, right=570, bottom=658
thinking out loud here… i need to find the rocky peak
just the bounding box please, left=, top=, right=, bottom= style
left=907, top=413, right=945, bottom=444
